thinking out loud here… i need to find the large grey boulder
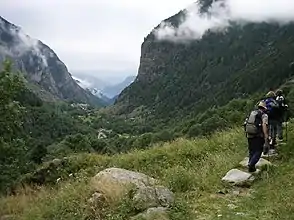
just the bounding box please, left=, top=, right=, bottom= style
left=239, top=157, right=272, bottom=169
left=222, top=169, right=254, bottom=186
left=91, top=168, right=174, bottom=211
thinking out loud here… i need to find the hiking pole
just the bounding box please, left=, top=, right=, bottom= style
left=285, top=120, right=288, bottom=143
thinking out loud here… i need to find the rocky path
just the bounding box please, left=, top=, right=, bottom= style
left=222, top=147, right=279, bottom=187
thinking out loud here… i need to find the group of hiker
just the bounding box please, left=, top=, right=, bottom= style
left=244, top=89, right=289, bottom=173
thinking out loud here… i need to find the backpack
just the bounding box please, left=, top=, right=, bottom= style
left=244, top=110, right=263, bottom=136
left=265, top=98, right=279, bottom=119
left=276, top=95, right=286, bottom=108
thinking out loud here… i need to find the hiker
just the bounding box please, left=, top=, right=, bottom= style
left=244, top=101, right=270, bottom=172
left=264, top=91, right=280, bottom=150
left=275, top=89, right=289, bottom=141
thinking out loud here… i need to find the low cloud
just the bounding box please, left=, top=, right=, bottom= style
left=154, top=0, right=294, bottom=42
left=1, top=17, right=48, bottom=67
left=72, top=75, right=93, bottom=89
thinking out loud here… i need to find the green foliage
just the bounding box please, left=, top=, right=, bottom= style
left=164, top=166, right=196, bottom=193
left=3, top=122, right=294, bottom=219
left=0, top=139, right=29, bottom=193
left=0, top=125, right=247, bottom=219
left=0, top=60, right=30, bottom=194
left=117, top=13, right=294, bottom=130
left=0, top=60, right=25, bottom=141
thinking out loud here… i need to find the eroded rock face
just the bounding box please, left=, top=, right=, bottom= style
left=222, top=169, right=254, bottom=186
left=91, top=168, right=174, bottom=211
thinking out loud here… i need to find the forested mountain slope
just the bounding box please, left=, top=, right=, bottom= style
left=0, top=16, right=104, bottom=106
left=116, top=1, right=294, bottom=119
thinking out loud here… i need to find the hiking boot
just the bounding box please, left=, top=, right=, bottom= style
left=248, top=166, right=256, bottom=173
left=263, top=148, right=269, bottom=155
left=270, top=139, right=277, bottom=148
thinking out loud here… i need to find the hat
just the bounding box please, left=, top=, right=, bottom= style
left=276, top=89, right=283, bottom=95
left=266, top=91, right=276, bottom=98
left=258, top=101, right=267, bottom=110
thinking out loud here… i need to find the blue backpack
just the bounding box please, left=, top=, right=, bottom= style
left=264, top=98, right=279, bottom=118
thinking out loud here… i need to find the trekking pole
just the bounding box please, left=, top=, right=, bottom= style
left=285, top=120, right=288, bottom=143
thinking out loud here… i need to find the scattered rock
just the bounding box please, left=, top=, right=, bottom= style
left=239, top=157, right=272, bottom=169
left=232, top=190, right=240, bottom=195
left=222, top=169, right=254, bottom=186
left=56, top=177, right=61, bottom=183
left=235, top=212, right=246, bottom=216
left=131, top=207, right=169, bottom=220
left=218, top=189, right=228, bottom=195
left=91, top=168, right=174, bottom=210
left=52, top=158, right=62, bottom=166
left=228, top=204, right=238, bottom=209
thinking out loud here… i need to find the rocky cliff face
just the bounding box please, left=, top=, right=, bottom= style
left=116, top=1, right=294, bottom=118
left=0, top=16, right=103, bottom=106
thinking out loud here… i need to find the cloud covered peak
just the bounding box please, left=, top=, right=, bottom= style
left=154, top=0, right=294, bottom=42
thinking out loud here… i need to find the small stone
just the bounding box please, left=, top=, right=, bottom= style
left=52, top=158, right=62, bottom=166
left=235, top=212, right=246, bottom=216
left=232, top=190, right=240, bottom=195
left=228, top=204, right=237, bottom=209
left=56, top=177, right=61, bottom=183
left=218, top=189, right=229, bottom=194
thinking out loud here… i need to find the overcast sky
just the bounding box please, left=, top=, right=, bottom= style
left=1, top=0, right=193, bottom=81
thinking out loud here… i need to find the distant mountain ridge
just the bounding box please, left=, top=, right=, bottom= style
left=72, top=73, right=136, bottom=100
left=0, top=16, right=104, bottom=106
left=102, top=75, right=136, bottom=98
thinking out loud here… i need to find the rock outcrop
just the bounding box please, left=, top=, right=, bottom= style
left=91, top=168, right=174, bottom=218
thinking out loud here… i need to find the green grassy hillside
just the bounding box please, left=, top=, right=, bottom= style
left=1, top=121, right=294, bottom=219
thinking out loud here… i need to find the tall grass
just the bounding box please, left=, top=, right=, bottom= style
left=1, top=123, right=294, bottom=219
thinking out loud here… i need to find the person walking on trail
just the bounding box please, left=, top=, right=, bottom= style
left=275, top=89, right=289, bottom=141
left=244, top=101, right=270, bottom=173
left=264, top=91, right=280, bottom=150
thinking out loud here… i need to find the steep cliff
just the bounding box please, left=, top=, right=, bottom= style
left=116, top=1, right=294, bottom=119
left=0, top=16, right=104, bottom=106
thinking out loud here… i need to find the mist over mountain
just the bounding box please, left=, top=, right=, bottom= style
left=0, top=16, right=104, bottom=106
left=115, top=0, right=294, bottom=121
